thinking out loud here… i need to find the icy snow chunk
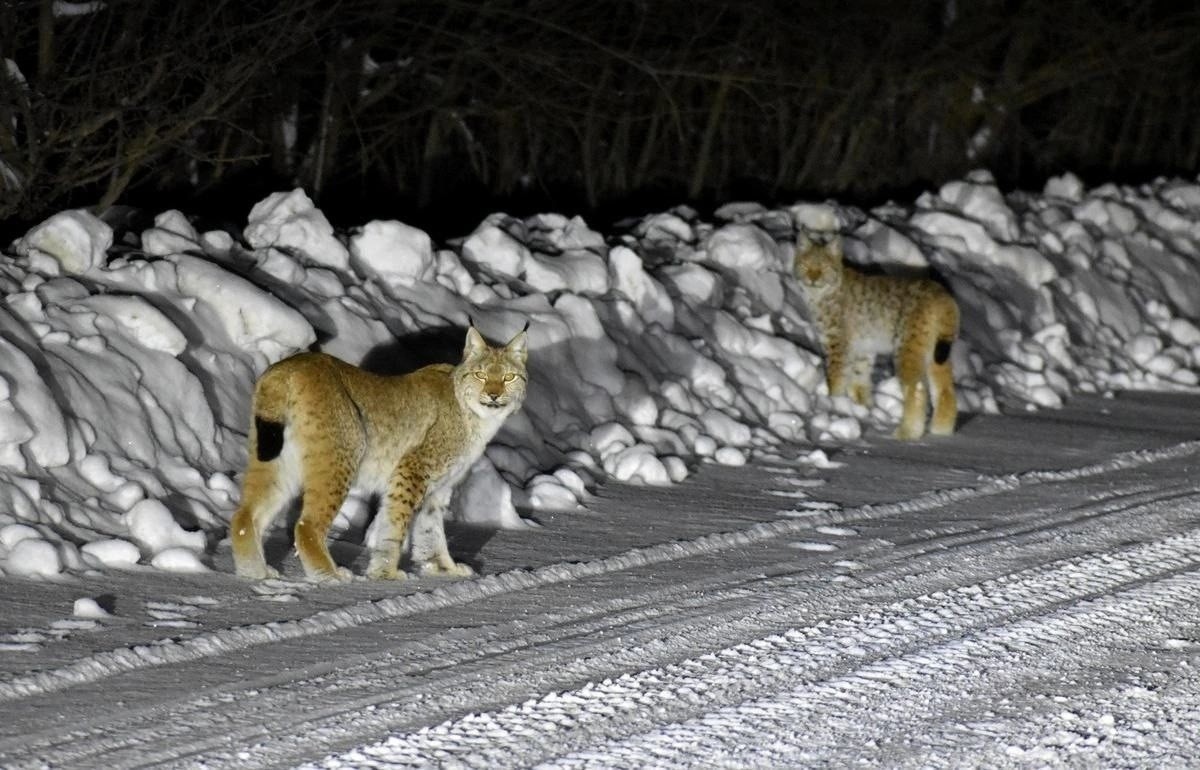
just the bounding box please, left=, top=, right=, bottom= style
left=659, top=263, right=723, bottom=304
left=6, top=538, right=63, bottom=578
left=608, top=246, right=674, bottom=328
left=1074, top=198, right=1139, bottom=234
left=0, top=395, right=34, bottom=470
left=349, top=219, right=435, bottom=287
left=768, top=411, right=806, bottom=441
left=856, top=221, right=929, bottom=269
left=525, top=250, right=609, bottom=295
left=125, top=499, right=206, bottom=555
left=73, top=597, right=112, bottom=619
left=73, top=594, right=112, bottom=618
left=460, top=217, right=529, bottom=279
left=150, top=547, right=209, bottom=573
left=244, top=188, right=349, bottom=270
left=141, top=210, right=200, bottom=256
left=435, top=249, right=475, bottom=294
left=1128, top=333, right=1162, bottom=365
left=201, top=229, right=234, bottom=257
left=0, top=523, right=41, bottom=549
left=699, top=409, right=752, bottom=447
left=172, top=254, right=315, bottom=358
left=527, top=474, right=580, bottom=510
left=14, top=209, right=112, bottom=275
left=78, top=295, right=187, bottom=355
left=528, top=213, right=606, bottom=253
left=636, top=212, right=694, bottom=244
left=1044, top=172, right=1085, bottom=201
left=0, top=337, right=71, bottom=467
left=452, top=458, right=524, bottom=529
left=938, top=173, right=1020, bottom=241
left=1162, top=182, right=1200, bottom=212
left=1168, top=318, right=1200, bottom=347
left=914, top=211, right=1056, bottom=286
left=789, top=203, right=841, bottom=233
left=713, top=447, right=746, bottom=466
left=605, top=444, right=671, bottom=485
left=705, top=223, right=781, bottom=271
left=591, top=422, right=636, bottom=455
left=81, top=538, right=142, bottom=568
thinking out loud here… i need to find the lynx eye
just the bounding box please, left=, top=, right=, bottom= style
left=503, top=373, right=516, bottom=382
left=472, top=371, right=487, bottom=381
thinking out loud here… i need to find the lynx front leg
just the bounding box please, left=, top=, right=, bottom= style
left=846, top=356, right=874, bottom=406
left=412, top=486, right=475, bottom=578
left=368, top=458, right=429, bottom=580
left=823, top=332, right=849, bottom=399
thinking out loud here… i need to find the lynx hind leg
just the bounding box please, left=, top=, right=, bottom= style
left=927, top=338, right=958, bottom=436
left=292, top=402, right=361, bottom=583
left=294, top=459, right=356, bottom=583
left=231, top=420, right=295, bottom=579
left=894, top=333, right=931, bottom=441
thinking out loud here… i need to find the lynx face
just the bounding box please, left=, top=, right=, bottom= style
left=794, top=237, right=844, bottom=296
left=455, top=326, right=528, bottom=419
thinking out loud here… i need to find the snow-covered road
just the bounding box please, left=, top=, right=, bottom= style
left=2, top=391, right=1200, bottom=768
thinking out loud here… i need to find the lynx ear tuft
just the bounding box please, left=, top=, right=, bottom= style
left=826, top=234, right=844, bottom=260
left=506, top=327, right=529, bottom=363
left=463, top=325, right=488, bottom=358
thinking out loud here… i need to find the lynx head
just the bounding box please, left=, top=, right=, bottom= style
left=454, top=323, right=529, bottom=419
left=794, top=234, right=845, bottom=296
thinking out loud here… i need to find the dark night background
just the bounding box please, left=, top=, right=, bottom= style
left=1, top=0, right=1197, bottom=240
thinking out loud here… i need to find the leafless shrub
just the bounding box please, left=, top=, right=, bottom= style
left=2, top=0, right=1198, bottom=227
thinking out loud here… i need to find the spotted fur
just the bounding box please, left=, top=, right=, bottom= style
left=794, top=235, right=958, bottom=440
left=230, top=325, right=528, bottom=582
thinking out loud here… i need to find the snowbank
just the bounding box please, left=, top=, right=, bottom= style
left=2, top=169, right=1198, bottom=577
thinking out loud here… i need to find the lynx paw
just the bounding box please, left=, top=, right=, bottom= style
left=366, top=563, right=408, bottom=581
left=306, top=565, right=354, bottom=584
left=893, top=423, right=926, bottom=441
left=235, top=563, right=281, bottom=580
left=419, top=560, right=476, bottom=579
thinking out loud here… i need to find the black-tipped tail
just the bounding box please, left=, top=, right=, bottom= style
left=255, top=417, right=285, bottom=462
left=933, top=339, right=952, bottom=365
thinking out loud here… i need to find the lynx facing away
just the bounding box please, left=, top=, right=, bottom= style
left=231, top=325, right=528, bottom=582
left=794, top=234, right=958, bottom=440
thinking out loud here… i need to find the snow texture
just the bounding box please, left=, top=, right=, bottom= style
left=0, top=171, right=1198, bottom=583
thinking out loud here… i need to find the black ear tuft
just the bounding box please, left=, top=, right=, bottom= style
left=522, top=320, right=530, bottom=332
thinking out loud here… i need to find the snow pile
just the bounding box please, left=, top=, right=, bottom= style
left=1, top=173, right=1198, bottom=577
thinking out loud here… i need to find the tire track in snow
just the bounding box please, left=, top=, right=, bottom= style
left=6, top=450, right=1200, bottom=768
left=1, top=439, right=1197, bottom=703
left=308, top=527, right=1200, bottom=769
